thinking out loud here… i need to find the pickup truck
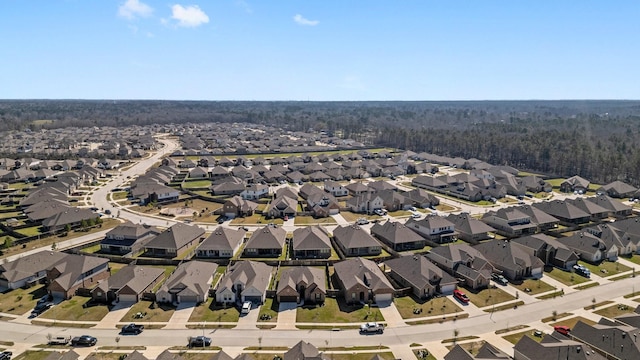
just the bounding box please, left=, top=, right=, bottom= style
left=360, top=322, right=384, bottom=334
left=120, top=323, right=144, bottom=335
left=48, top=336, right=71, bottom=345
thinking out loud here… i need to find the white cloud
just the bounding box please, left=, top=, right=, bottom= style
left=171, top=4, right=210, bottom=27
left=118, top=0, right=153, bottom=20
left=293, top=14, right=319, bottom=26
left=235, top=0, right=252, bottom=14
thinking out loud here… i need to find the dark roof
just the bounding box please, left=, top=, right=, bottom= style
left=145, top=223, right=205, bottom=250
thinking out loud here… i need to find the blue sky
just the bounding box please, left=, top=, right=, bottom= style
left=1, top=1, right=639, bottom=100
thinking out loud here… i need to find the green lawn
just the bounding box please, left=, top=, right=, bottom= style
left=120, top=300, right=176, bottom=323
left=0, top=284, right=49, bottom=315
left=15, top=226, right=43, bottom=237
left=230, top=214, right=284, bottom=225
left=258, top=298, right=278, bottom=323
left=182, top=180, right=212, bottom=188
left=544, top=268, right=589, bottom=286
left=594, top=303, right=634, bottom=319
left=339, top=212, right=383, bottom=223
left=296, top=298, right=383, bottom=323
left=625, top=255, right=640, bottom=265
left=503, top=330, right=544, bottom=345
left=464, top=287, right=516, bottom=308
left=293, top=216, right=337, bottom=225
left=13, top=350, right=60, bottom=360
left=394, top=295, right=462, bottom=319
left=111, top=191, right=128, bottom=200
left=0, top=211, right=22, bottom=219
left=578, top=260, right=632, bottom=277
left=40, top=296, right=110, bottom=322
left=511, top=279, right=556, bottom=295
left=551, top=316, right=597, bottom=329
left=188, top=297, right=240, bottom=323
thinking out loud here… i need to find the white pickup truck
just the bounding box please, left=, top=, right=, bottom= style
left=48, top=336, right=71, bottom=345
left=360, top=322, right=384, bottom=334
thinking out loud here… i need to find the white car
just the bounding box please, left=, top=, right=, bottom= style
left=241, top=301, right=252, bottom=315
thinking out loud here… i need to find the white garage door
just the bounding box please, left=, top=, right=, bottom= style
left=375, top=293, right=393, bottom=303
left=119, top=294, right=138, bottom=303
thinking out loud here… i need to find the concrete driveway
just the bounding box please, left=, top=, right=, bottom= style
left=94, top=301, right=135, bottom=329
left=236, top=303, right=260, bottom=329
left=164, top=302, right=196, bottom=329
left=376, top=301, right=406, bottom=328
left=274, top=302, right=298, bottom=330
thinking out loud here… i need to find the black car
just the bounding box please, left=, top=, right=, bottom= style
left=71, top=335, right=97, bottom=346
left=189, top=336, right=212, bottom=347
left=121, top=323, right=144, bottom=335
left=217, top=215, right=227, bottom=224
left=0, top=351, right=12, bottom=360
left=31, top=302, right=54, bottom=317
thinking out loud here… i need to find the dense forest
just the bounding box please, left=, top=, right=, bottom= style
left=1, top=100, right=640, bottom=185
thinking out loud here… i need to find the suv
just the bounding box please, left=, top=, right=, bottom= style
left=71, top=335, right=97, bottom=346
left=31, top=302, right=54, bottom=317
left=360, top=322, right=384, bottom=334
left=189, top=336, right=212, bottom=347
left=453, top=289, right=470, bottom=304
left=491, top=273, right=508, bottom=286
left=120, top=323, right=144, bottom=335
left=573, top=264, right=591, bottom=278
left=241, top=301, right=252, bottom=315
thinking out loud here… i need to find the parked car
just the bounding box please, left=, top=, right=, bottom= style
left=120, top=323, right=144, bottom=335
left=356, top=218, right=370, bottom=225
left=0, top=351, right=12, bottom=360
left=241, top=301, right=252, bottom=315
left=360, top=322, right=384, bottom=334
left=554, top=325, right=571, bottom=336
left=411, top=212, right=421, bottom=219
left=374, top=209, right=384, bottom=216
left=491, top=273, right=508, bottom=285
left=37, top=294, right=52, bottom=305
left=104, top=209, right=111, bottom=215
left=48, top=336, right=71, bottom=345
left=573, top=264, right=591, bottom=278
left=453, top=289, right=470, bottom=304
left=189, top=336, right=212, bottom=347
left=71, top=335, right=98, bottom=346
left=217, top=215, right=228, bottom=224
left=31, top=302, right=54, bottom=317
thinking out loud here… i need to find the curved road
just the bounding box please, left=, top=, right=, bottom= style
left=2, top=136, right=637, bottom=359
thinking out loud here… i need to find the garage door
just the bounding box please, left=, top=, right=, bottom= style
left=375, top=293, right=393, bottom=303
left=278, top=296, right=298, bottom=303
left=243, top=296, right=262, bottom=304
left=119, top=294, right=138, bottom=303
left=179, top=295, right=199, bottom=303
left=50, top=291, right=66, bottom=300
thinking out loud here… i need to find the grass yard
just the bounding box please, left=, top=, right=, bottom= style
left=182, top=180, right=212, bottom=188
left=544, top=267, right=589, bottom=286
left=464, top=287, right=516, bottom=308
left=13, top=350, right=61, bottom=360
left=394, top=295, right=462, bottom=319
left=511, top=279, right=556, bottom=295
left=503, top=330, right=544, bottom=345
left=111, top=191, right=129, bottom=200
left=625, top=254, right=640, bottom=266
left=296, top=298, right=383, bottom=323
left=328, top=353, right=396, bottom=360
left=258, top=298, right=278, bottom=323
left=551, top=316, right=597, bottom=329
left=578, top=260, right=632, bottom=277
left=594, top=303, right=634, bottom=319
left=120, top=300, right=176, bottom=323
left=435, top=203, right=457, bottom=212
left=293, top=216, right=337, bottom=225
left=188, top=297, right=240, bottom=323
left=0, top=284, right=49, bottom=315
left=15, top=226, right=43, bottom=237
left=40, top=296, right=110, bottom=322
left=230, top=214, right=284, bottom=225
left=339, top=211, right=383, bottom=223
left=108, top=262, right=129, bottom=275
left=445, top=341, right=486, bottom=353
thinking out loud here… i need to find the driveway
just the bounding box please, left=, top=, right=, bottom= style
left=94, top=301, right=135, bottom=329
left=274, top=302, right=298, bottom=330
left=235, top=303, right=260, bottom=329
left=377, top=301, right=406, bottom=328
left=164, top=302, right=196, bottom=329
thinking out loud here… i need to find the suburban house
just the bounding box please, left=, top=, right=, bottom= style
left=43, top=350, right=81, bottom=360
left=345, top=192, right=384, bottom=214
left=283, top=341, right=328, bottom=360
left=560, top=175, right=591, bottom=193
left=144, top=223, right=206, bottom=258
left=323, top=180, right=348, bottom=197
left=276, top=267, right=326, bottom=304
left=385, top=255, right=457, bottom=299
left=47, top=254, right=110, bottom=299
left=587, top=195, right=633, bottom=217
left=292, top=226, right=332, bottom=259
left=215, top=260, right=272, bottom=305
left=585, top=224, right=637, bottom=257
left=222, top=196, right=259, bottom=219
left=210, top=177, right=246, bottom=195
left=562, top=231, right=615, bottom=262
left=571, top=319, right=640, bottom=360
left=267, top=194, right=298, bottom=219
left=196, top=227, right=246, bottom=258
left=332, top=225, right=382, bottom=256
left=333, top=257, right=394, bottom=304
left=567, top=197, right=610, bottom=221
left=515, top=205, right=560, bottom=231
left=100, top=222, right=161, bottom=255
left=481, top=208, right=537, bottom=237
left=0, top=251, right=68, bottom=290
left=370, top=220, right=426, bottom=251
left=377, top=189, right=412, bottom=212
left=243, top=225, right=287, bottom=257
left=91, top=265, right=164, bottom=303
left=425, top=244, right=494, bottom=290
left=403, top=188, right=440, bottom=209
left=445, top=343, right=511, bottom=360
left=474, top=240, right=545, bottom=281
left=156, top=261, right=218, bottom=304
left=345, top=182, right=372, bottom=196
left=446, top=213, right=495, bottom=243
left=597, top=180, right=638, bottom=198
left=240, top=184, right=269, bottom=200
left=519, top=175, right=552, bottom=193
left=41, top=208, right=100, bottom=232
left=129, top=183, right=180, bottom=205
left=513, top=333, right=605, bottom=360
left=512, top=234, right=579, bottom=270
left=405, top=215, right=458, bottom=243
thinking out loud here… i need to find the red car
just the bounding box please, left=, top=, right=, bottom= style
left=554, top=325, right=570, bottom=335
left=453, top=289, right=470, bottom=304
